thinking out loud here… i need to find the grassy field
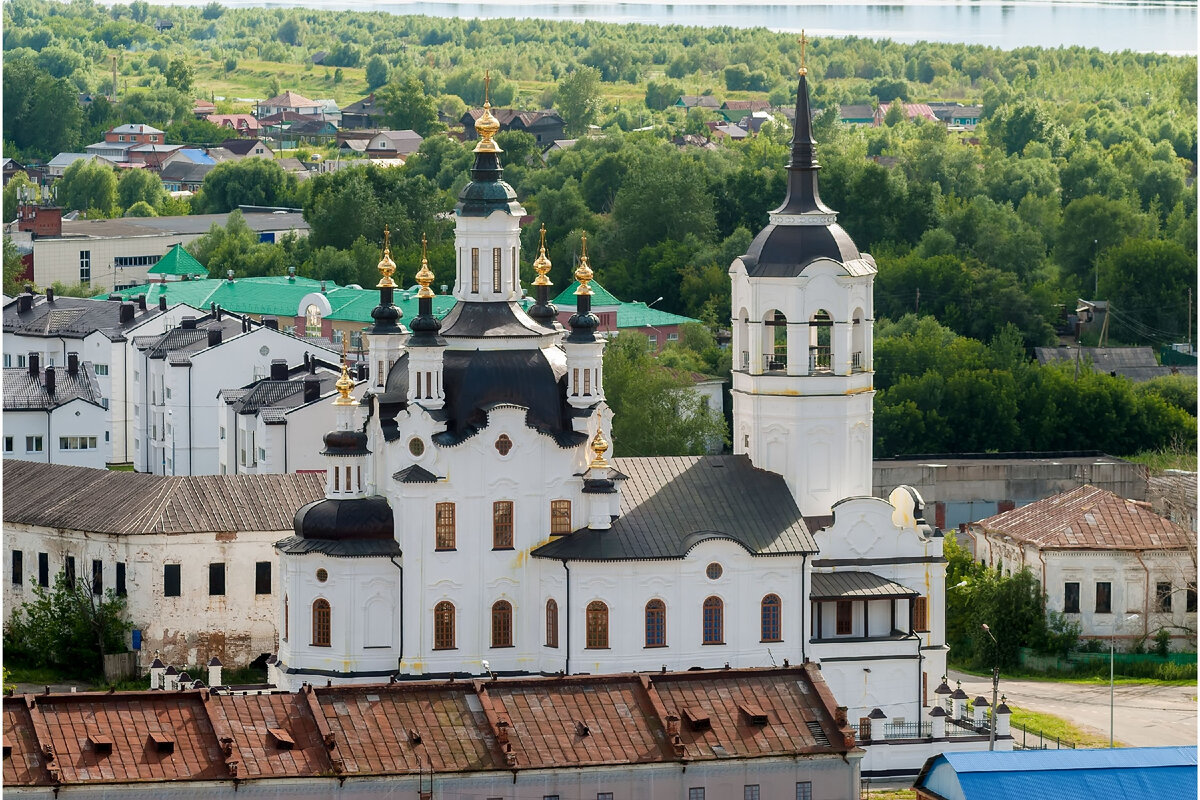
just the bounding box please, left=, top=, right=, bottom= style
left=1126, top=447, right=1198, bottom=474
left=952, top=662, right=1196, bottom=687
left=1009, top=706, right=1114, bottom=748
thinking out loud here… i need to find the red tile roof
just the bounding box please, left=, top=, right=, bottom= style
left=974, top=484, right=1193, bottom=550
left=3, top=666, right=857, bottom=789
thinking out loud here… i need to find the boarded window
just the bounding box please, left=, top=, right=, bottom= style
left=913, top=596, right=929, bottom=632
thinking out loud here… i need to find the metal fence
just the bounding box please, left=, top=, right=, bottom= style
left=1012, top=721, right=1077, bottom=750
left=883, top=721, right=933, bottom=739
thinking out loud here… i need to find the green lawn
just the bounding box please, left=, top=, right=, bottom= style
left=1009, top=706, right=1114, bottom=749
left=952, top=662, right=1196, bottom=687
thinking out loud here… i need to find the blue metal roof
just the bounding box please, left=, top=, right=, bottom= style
left=921, top=747, right=1197, bottom=800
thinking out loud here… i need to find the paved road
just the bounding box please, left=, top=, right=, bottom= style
left=949, top=669, right=1197, bottom=748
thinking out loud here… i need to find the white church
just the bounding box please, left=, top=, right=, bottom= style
left=273, top=71, right=989, bottom=773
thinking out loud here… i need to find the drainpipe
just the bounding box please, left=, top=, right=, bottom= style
left=561, top=559, right=571, bottom=675
left=45, top=408, right=51, bottom=463
left=1134, top=551, right=1151, bottom=640
left=187, top=364, right=193, bottom=475
left=390, top=555, right=403, bottom=663
left=283, top=422, right=288, bottom=473
left=233, top=415, right=238, bottom=475
left=800, top=552, right=807, bottom=663
left=121, top=339, right=128, bottom=464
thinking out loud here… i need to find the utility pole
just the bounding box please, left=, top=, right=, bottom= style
left=1188, top=287, right=1193, bottom=354
left=915, top=287, right=920, bottom=314
left=112, top=55, right=118, bottom=99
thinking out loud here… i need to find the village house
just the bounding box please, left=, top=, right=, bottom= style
left=365, top=129, right=424, bottom=158
left=256, top=90, right=325, bottom=119
left=339, top=92, right=388, bottom=129
left=206, top=113, right=261, bottom=136
left=969, top=485, right=1197, bottom=650
left=460, top=107, right=566, bottom=146
left=3, top=354, right=109, bottom=469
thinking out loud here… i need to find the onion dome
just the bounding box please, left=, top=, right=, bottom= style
left=566, top=235, right=601, bottom=343
left=527, top=224, right=558, bottom=328
left=408, top=234, right=446, bottom=346
left=458, top=72, right=522, bottom=217
left=292, top=495, right=394, bottom=541
left=368, top=226, right=404, bottom=333
left=588, top=422, right=610, bottom=471
left=473, top=72, right=502, bottom=154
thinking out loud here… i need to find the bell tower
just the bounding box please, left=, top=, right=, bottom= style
left=729, top=41, right=876, bottom=517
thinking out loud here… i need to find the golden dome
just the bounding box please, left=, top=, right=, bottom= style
left=415, top=233, right=435, bottom=299
left=376, top=225, right=398, bottom=289
left=333, top=342, right=356, bottom=406
left=573, top=234, right=594, bottom=296
left=532, top=224, right=553, bottom=287
left=588, top=418, right=610, bottom=470
left=473, top=70, right=503, bottom=154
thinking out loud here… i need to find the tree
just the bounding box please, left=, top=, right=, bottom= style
left=986, top=99, right=1064, bottom=156
left=4, top=236, right=27, bottom=296
left=199, top=158, right=296, bottom=213
left=377, top=77, right=442, bottom=137
left=609, top=144, right=716, bottom=259
left=1055, top=196, right=1154, bottom=291
left=57, top=158, right=118, bottom=216
left=117, top=87, right=191, bottom=128
left=365, top=55, right=389, bottom=90
left=124, top=200, right=158, bottom=217
left=303, top=165, right=446, bottom=252
left=277, top=15, right=305, bottom=46
left=3, top=171, right=39, bottom=223
left=201, top=1, right=224, bottom=19
left=645, top=79, right=682, bottom=111
left=603, top=331, right=728, bottom=456
left=1098, top=238, right=1195, bottom=346
left=116, top=168, right=167, bottom=211
left=2, top=57, right=84, bottom=158
left=883, top=98, right=906, bottom=126
left=164, top=56, right=195, bottom=93
left=556, top=67, right=602, bottom=135
left=168, top=117, right=234, bottom=146
left=3, top=570, right=130, bottom=680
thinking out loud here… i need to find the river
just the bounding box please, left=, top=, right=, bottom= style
left=129, top=0, right=1198, bottom=54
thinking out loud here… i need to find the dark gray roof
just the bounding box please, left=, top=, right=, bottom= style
left=160, top=161, right=214, bottom=184
left=274, top=535, right=401, bottom=557
left=3, top=364, right=104, bottom=410
left=439, top=301, right=548, bottom=339
left=137, top=316, right=246, bottom=361
left=393, top=465, right=440, bottom=483
left=292, top=496, right=394, bottom=542
left=4, top=295, right=168, bottom=341
left=809, top=571, right=917, bottom=600
left=1034, top=347, right=1196, bottom=382
left=741, top=223, right=865, bottom=278
left=532, top=455, right=816, bottom=561
left=231, top=362, right=341, bottom=415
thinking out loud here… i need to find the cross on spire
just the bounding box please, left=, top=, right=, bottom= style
left=383, top=224, right=391, bottom=253
left=484, top=69, right=491, bottom=105
left=798, top=30, right=808, bottom=76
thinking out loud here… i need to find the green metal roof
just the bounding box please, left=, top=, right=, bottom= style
left=148, top=244, right=208, bottom=277
left=552, top=280, right=624, bottom=309
left=552, top=279, right=698, bottom=329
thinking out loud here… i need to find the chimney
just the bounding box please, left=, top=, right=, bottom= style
left=181, top=316, right=197, bottom=330
left=159, top=296, right=167, bottom=311
left=46, top=288, right=54, bottom=304
left=119, top=302, right=135, bottom=323
left=356, top=363, right=368, bottom=381
left=137, top=294, right=147, bottom=310
left=303, top=374, right=321, bottom=403
left=215, top=304, right=222, bottom=321
left=28, top=353, right=39, bottom=377
left=270, top=359, right=288, bottom=381
left=44, top=366, right=56, bottom=396
left=67, top=352, right=79, bottom=375
left=207, top=657, right=223, bottom=687
left=263, top=316, right=278, bottom=330
left=17, top=294, right=31, bottom=313
left=308, top=356, right=316, bottom=374
left=207, top=328, right=223, bottom=347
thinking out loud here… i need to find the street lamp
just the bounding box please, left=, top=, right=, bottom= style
left=1111, top=612, right=1140, bottom=748
left=981, top=623, right=999, bottom=751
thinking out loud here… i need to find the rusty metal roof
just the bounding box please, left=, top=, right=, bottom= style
left=810, top=571, right=919, bottom=600
left=3, top=666, right=857, bottom=788
left=974, top=484, right=1192, bottom=551
left=2, top=461, right=323, bottom=535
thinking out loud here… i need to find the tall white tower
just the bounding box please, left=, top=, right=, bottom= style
left=729, top=66, right=877, bottom=517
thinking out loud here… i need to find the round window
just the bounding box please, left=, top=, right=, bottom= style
left=705, top=563, right=723, bottom=580
left=316, top=568, right=328, bottom=583
left=259, top=345, right=270, bottom=356
left=495, top=434, right=513, bottom=456
left=408, top=437, right=425, bottom=457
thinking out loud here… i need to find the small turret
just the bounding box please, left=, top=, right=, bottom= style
left=365, top=227, right=408, bottom=390
left=564, top=235, right=605, bottom=409
left=581, top=415, right=619, bottom=530
left=527, top=224, right=558, bottom=329
left=322, top=343, right=370, bottom=498
left=407, top=234, right=446, bottom=410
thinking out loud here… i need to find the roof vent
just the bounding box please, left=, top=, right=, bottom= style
left=208, top=328, right=223, bottom=347
left=270, top=359, right=288, bottom=381
left=149, top=732, right=175, bottom=754
left=46, top=288, right=54, bottom=304
left=739, top=703, right=769, bottom=726
left=87, top=732, right=113, bottom=756
left=575, top=720, right=591, bottom=737
left=181, top=316, right=197, bottom=330
left=682, top=707, right=711, bottom=732
left=120, top=302, right=135, bottom=323
left=408, top=729, right=421, bottom=745
left=267, top=728, right=295, bottom=750
left=137, top=294, right=147, bottom=310
left=67, top=353, right=78, bottom=375
left=159, top=295, right=168, bottom=311
left=805, top=720, right=830, bottom=747
left=262, top=316, right=278, bottom=330
left=44, top=366, right=56, bottom=396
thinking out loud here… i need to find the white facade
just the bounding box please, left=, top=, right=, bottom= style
left=133, top=321, right=340, bottom=475
left=3, top=397, right=110, bottom=469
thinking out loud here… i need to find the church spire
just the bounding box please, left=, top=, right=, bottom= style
left=367, top=225, right=403, bottom=334
left=408, top=234, right=445, bottom=348
left=776, top=32, right=832, bottom=217
left=567, top=235, right=600, bottom=343
left=528, top=224, right=559, bottom=329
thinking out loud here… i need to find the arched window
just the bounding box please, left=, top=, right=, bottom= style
left=702, top=596, right=724, bottom=645
left=312, top=599, right=331, bottom=647
left=491, top=600, right=513, bottom=648
left=433, top=601, right=455, bottom=650
left=586, top=601, right=608, bottom=649
left=645, top=599, right=666, bottom=647
left=305, top=303, right=322, bottom=338
left=546, top=599, right=559, bottom=648
left=761, top=594, right=782, bottom=642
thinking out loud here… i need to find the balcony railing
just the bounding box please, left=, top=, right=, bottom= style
left=763, top=352, right=787, bottom=372
left=851, top=350, right=863, bottom=371
left=809, top=346, right=831, bottom=373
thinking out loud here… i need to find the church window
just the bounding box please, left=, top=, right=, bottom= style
left=305, top=304, right=322, bottom=337
left=583, top=369, right=591, bottom=395
left=409, top=437, right=425, bottom=457
left=645, top=599, right=666, bottom=647
left=434, top=601, right=455, bottom=649
left=471, top=248, right=479, bottom=293
left=572, top=368, right=579, bottom=396
left=493, top=501, right=514, bottom=549
left=491, top=600, right=513, bottom=647
left=545, top=599, right=558, bottom=648
left=761, top=594, right=782, bottom=642
left=312, top=599, right=331, bottom=647
left=316, top=568, right=328, bottom=582
left=702, top=596, right=724, bottom=644
left=550, top=500, right=571, bottom=535
left=913, top=596, right=929, bottom=632
left=493, top=247, right=502, bottom=292
left=836, top=601, right=853, bottom=635
left=495, top=434, right=512, bottom=456
left=435, top=503, right=456, bottom=550
left=511, top=246, right=517, bottom=289
left=586, top=601, right=608, bottom=649
left=705, top=563, right=723, bottom=580
left=333, top=467, right=339, bottom=491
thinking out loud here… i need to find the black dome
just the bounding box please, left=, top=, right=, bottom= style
left=742, top=222, right=862, bottom=278
left=293, top=496, right=394, bottom=541
left=322, top=428, right=369, bottom=455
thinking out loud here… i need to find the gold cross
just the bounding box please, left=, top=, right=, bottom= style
left=798, top=30, right=808, bottom=76
left=484, top=69, right=491, bottom=105
left=382, top=224, right=390, bottom=252
left=421, top=232, right=428, bottom=259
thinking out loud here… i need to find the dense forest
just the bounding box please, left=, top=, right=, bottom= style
left=3, top=0, right=1196, bottom=458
